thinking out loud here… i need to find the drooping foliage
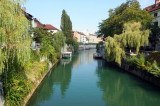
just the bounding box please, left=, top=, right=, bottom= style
left=98, top=0, right=153, bottom=37
left=117, top=22, right=150, bottom=53
left=3, top=27, right=66, bottom=105
left=0, top=0, right=32, bottom=105
left=105, top=22, right=150, bottom=65
left=105, top=37, right=125, bottom=65
left=0, top=0, right=31, bottom=72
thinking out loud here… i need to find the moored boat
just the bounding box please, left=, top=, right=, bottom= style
left=93, top=53, right=103, bottom=59
left=62, top=52, right=72, bottom=59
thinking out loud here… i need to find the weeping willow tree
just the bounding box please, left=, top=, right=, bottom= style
left=105, top=37, right=125, bottom=65
left=105, top=22, right=150, bottom=65
left=120, top=22, right=150, bottom=53
left=0, top=0, right=32, bottom=105
left=0, top=0, right=31, bottom=72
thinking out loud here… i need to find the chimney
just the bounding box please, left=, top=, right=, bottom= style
left=22, top=7, right=26, bottom=12
left=155, top=0, right=159, bottom=4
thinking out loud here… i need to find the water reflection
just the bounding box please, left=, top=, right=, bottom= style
left=61, top=58, right=72, bottom=65
left=28, top=50, right=160, bottom=106
left=96, top=61, right=160, bottom=106
left=27, top=53, right=79, bottom=105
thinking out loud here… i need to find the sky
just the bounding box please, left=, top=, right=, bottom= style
left=25, top=0, right=154, bottom=34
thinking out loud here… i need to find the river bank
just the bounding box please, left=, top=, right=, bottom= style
left=23, top=60, right=59, bottom=106
left=121, top=62, right=160, bottom=88
left=98, top=43, right=160, bottom=88
left=104, top=59, right=160, bottom=88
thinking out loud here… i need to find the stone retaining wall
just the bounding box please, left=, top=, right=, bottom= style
left=121, top=63, right=160, bottom=88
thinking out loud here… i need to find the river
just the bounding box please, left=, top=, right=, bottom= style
left=27, top=49, right=160, bottom=106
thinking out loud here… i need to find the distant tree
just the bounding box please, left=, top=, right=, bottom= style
left=60, top=10, right=72, bottom=38
left=98, top=0, right=153, bottom=37
left=60, top=10, right=79, bottom=51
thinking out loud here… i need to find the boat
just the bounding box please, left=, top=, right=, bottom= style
left=62, top=52, right=72, bottom=59
left=93, top=53, right=103, bottom=59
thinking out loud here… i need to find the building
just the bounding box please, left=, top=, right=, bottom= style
left=145, top=0, right=160, bottom=27
left=44, top=24, right=59, bottom=34
left=87, top=34, right=99, bottom=44
left=73, top=31, right=103, bottom=44
left=73, top=31, right=80, bottom=42
left=145, top=0, right=160, bottom=50
left=78, top=32, right=89, bottom=44
left=23, top=8, right=59, bottom=50
left=32, top=18, right=44, bottom=28
left=73, top=31, right=89, bottom=44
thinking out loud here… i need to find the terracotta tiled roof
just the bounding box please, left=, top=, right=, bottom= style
left=145, top=2, right=160, bottom=12
left=44, top=24, right=59, bottom=30
left=37, top=22, right=44, bottom=28
left=33, top=18, right=44, bottom=28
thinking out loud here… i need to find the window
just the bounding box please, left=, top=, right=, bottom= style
left=154, top=13, right=158, bottom=17
left=154, top=22, right=158, bottom=27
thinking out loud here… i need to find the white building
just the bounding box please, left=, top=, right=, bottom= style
left=73, top=31, right=89, bottom=44
left=87, top=34, right=99, bottom=44
left=44, top=24, right=59, bottom=34
left=23, top=9, right=59, bottom=50
left=145, top=0, right=160, bottom=50
left=145, top=0, right=160, bottom=27
left=73, top=31, right=103, bottom=44
left=78, top=32, right=89, bottom=44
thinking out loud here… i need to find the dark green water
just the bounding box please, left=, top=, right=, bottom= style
left=28, top=50, right=160, bottom=106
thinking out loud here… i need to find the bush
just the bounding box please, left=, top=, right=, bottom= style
left=4, top=71, right=31, bottom=106
left=125, top=54, right=160, bottom=77
left=149, top=61, right=160, bottom=77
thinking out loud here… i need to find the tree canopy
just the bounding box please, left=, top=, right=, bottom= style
left=105, top=22, right=150, bottom=65
left=60, top=9, right=72, bottom=38
left=98, top=0, right=153, bottom=37
left=32, top=28, right=66, bottom=61
left=0, top=0, right=31, bottom=72
left=60, top=9, right=79, bottom=51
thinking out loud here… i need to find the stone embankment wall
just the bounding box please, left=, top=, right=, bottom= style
left=121, top=63, right=160, bottom=88
left=23, top=59, right=59, bottom=106
left=99, top=46, right=160, bottom=88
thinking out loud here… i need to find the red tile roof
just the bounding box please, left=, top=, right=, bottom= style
left=34, top=18, right=44, bottom=28
left=145, top=2, right=160, bottom=12
left=37, top=22, right=44, bottom=28
left=44, top=24, right=59, bottom=30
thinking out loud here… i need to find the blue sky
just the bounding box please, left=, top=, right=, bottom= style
left=25, top=0, right=154, bottom=34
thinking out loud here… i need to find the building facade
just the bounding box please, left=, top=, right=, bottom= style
left=145, top=0, right=160, bottom=27
left=23, top=8, right=59, bottom=50
left=73, top=31, right=89, bottom=44
left=145, top=0, right=160, bottom=50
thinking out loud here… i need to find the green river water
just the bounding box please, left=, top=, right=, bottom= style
left=27, top=49, right=160, bottom=106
